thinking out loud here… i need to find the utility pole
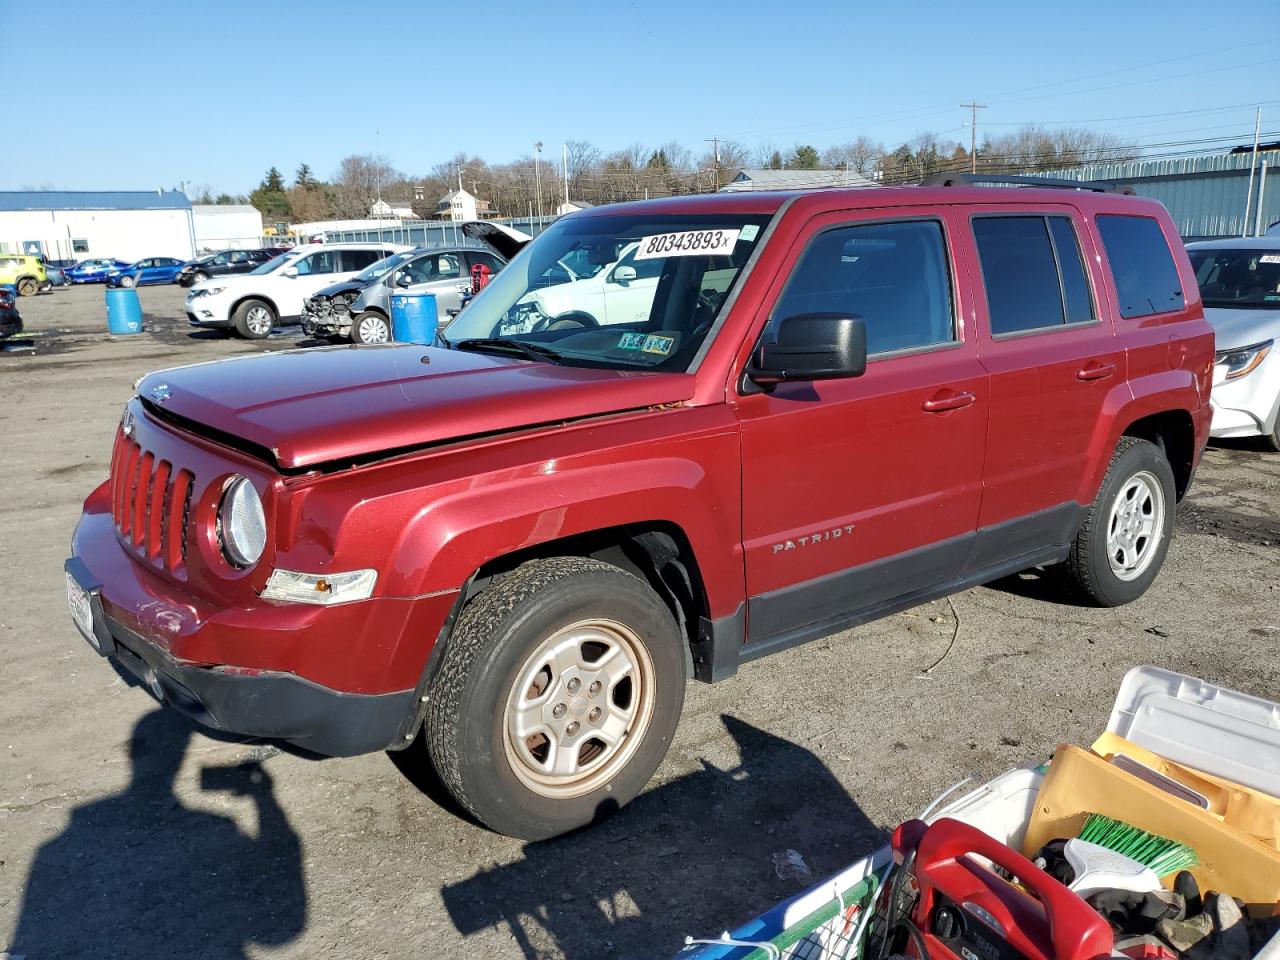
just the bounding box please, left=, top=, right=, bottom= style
left=562, top=142, right=570, bottom=205
left=961, top=102, right=987, bottom=173
left=1244, top=106, right=1262, bottom=237
left=533, top=141, right=544, bottom=223
left=705, top=137, right=722, bottom=191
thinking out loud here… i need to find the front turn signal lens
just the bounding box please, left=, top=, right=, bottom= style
left=261, top=568, right=377, bottom=605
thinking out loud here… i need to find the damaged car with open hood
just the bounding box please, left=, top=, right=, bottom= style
left=300, top=233, right=510, bottom=344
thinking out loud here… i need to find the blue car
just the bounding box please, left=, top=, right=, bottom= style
left=107, top=256, right=188, bottom=288
left=64, top=258, right=132, bottom=284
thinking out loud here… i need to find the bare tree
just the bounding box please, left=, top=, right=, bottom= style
left=822, top=136, right=885, bottom=176
left=331, top=154, right=402, bottom=219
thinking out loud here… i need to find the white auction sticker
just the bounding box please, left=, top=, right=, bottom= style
left=634, top=228, right=741, bottom=260
left=1260, top=254, right=1280, bottom=264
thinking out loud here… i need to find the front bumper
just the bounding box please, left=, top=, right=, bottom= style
left=70, top=555, right=412, bottom=756
left=67, top=491, right=459, bottom=756
left=1209, top=354, right=1280, bottom=439
left=185, top=293, right=232, bottom=327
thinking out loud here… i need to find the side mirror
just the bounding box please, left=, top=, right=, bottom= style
left=611, top=265, right=637, bottom=284
left=748, top=313, right=867, bottom=386
left=282, top=266, right=299, bottom=278
left=396, top=272, right=413, bottom=288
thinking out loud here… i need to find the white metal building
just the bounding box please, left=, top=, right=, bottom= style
left=0, top=191, right=196, bottom=262
left=192, top=204, right=265, bottom=253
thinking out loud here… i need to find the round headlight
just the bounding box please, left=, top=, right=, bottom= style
left=218, top=476, right=266, bottom=567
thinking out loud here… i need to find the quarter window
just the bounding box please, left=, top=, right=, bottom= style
left=770, top=220, right=955, bottom=355
left=973, top=216, right=1095, bottom=335
left=1096, top=215, right=1185, bottom=318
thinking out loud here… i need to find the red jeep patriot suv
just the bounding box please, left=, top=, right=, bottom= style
left=67, top=175, right=1213, bottom=839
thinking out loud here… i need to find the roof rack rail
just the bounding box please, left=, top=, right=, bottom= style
left=921, top=172, right=1134, bottom=195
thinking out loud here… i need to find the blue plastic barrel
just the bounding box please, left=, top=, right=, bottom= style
left=105, top=287, right=143, bottom=335
left=391, top=292, right=438, bottom=344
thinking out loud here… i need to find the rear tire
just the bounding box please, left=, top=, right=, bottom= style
left=1053, top=437, right=1176, bottom=606
left=424, top=557, right=686, bottom=840
left=232, top=299, right=276, bottom=339
left=16, top=278, right=37, bottom=297
left=350, top=311, right=391, bottom=344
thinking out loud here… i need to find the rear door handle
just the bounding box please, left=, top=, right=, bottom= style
left=922, top=389, right=977, bottom=413
left=1076, top=361, right=1117, bottom=381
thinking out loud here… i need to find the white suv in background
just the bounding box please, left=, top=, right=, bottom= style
left=186, top=243, right=407, bottom=338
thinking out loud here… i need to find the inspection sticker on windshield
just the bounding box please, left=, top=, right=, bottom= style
left=635, top=229, right=740, bottom=260
left=1260, top=255, right=1280, bottom=264
left=641, top=335, right=675, bottom=355
left=617, top=332, right=647, bottom=350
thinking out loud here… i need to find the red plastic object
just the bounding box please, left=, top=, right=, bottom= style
left=1118, top=941, right=1179, bottom=960
left=893, top=818, right=1113, bottom=960
left=470, top=261, right=491, bottom=293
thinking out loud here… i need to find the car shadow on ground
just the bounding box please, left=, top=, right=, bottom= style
left=440, top=714, right=886, bottom=960
left=6, top=709, right=306, bottom=959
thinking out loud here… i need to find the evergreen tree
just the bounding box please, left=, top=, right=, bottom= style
left=249, top=167, right=291, bottom=219
left=790, top=145, right=821, bottom=169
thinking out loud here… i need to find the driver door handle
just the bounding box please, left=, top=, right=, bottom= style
left=922, top=389, right=977, bottom=413
left=1076, top=360, right=1117, bottom=382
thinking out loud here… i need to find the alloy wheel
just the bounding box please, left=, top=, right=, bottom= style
left=502, top=618, right=656, bottom=799
left=245, top=306, right=273, bottom=336
left=1106, top=470, right=1165, bottom=581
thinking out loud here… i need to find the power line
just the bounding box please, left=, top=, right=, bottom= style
left=719, top=36, right=1280, bottom=141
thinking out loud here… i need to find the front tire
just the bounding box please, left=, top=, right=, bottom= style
left=120, top=275, right=136, bottom=288
left=232, top=299, right=276, bottom=339
left=192, top=271, right=209, bottom=284
left=350, top=311, right=391, bottom=344
left=424, top=557, right=686, bottom=840
left=1054, top=437, right=1176, bottom=606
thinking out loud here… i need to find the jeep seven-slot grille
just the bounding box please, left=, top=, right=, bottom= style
left=109, top=433, right=194, bottom=574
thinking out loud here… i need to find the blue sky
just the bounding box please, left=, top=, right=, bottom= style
left=8, top=0, right=1280, bottom=194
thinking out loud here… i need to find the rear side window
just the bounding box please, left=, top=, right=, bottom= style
left=341, top=249, right=382, bottom=271
left=770, top=219, right=955, bottom=356
left=1096, top=215, right=1185, bottom=318
left=973, top=216, right=1096, bottom=335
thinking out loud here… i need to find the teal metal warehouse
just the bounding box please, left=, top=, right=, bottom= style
left=1034, top=149, right=1279, bottom=241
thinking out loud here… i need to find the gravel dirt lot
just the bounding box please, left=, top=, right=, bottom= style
left=2, top=285, right=1278, bottom=959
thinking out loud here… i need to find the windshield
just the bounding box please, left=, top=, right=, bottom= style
left=443, top=212, right=771, bottom=371
left=357, top=251, right=412, bottom=283
left=249, top=251, right=300, bottom=276
left=1188, top=248, right=1280, bottom=309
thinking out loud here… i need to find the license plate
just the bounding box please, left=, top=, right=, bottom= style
left=66, top=572, right=98, bottom=650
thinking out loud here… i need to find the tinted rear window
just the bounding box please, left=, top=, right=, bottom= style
left=973, top=217, right=1065, bottom=334
left=1096, top=215, right=1184, bottom=318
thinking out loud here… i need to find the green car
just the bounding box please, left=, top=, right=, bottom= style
left=0, top=254, right=48, bottom=297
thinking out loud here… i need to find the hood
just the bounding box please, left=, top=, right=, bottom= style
left=191, top=271, right=258, bottom=292
left=136, top=345, right=694, bottom=469
left=311, top=279, right=365, bottom=300
left=461, top=220, right=531, bottom=260
left=1203, top=306, right=1280, bottom=350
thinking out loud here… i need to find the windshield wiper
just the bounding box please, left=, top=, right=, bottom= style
left=454, top=337, right=566, bottom=364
